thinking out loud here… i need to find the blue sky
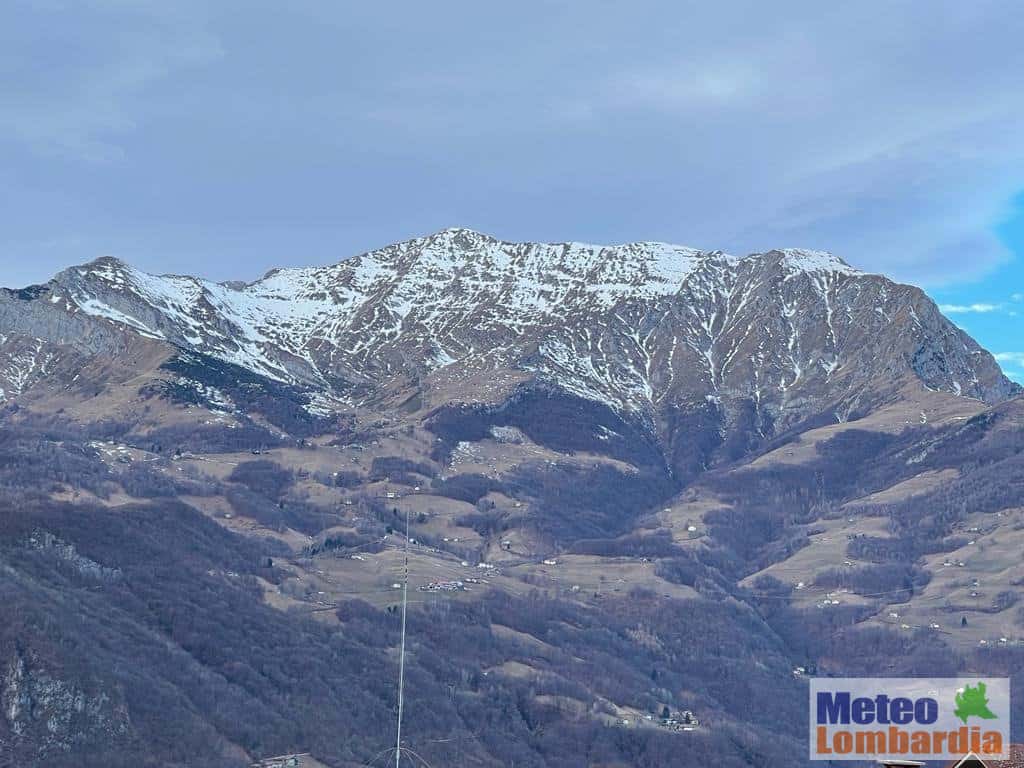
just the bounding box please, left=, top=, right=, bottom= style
left=1, top=1, right=1023, bottom=380
left=931, top=196, right=1024, bottom=383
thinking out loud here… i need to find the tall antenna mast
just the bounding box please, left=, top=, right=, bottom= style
left=394, top=507, right=410, bottom=768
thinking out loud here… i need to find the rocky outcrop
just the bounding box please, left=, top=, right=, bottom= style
left=1, top=647, right=130, bottom=759
left=25, top=531, right=122, bottom=583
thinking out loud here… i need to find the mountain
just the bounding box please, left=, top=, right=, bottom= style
left=1, top=228, right=1014, bottom=462
left=1, top=229, right=1022, bottom=767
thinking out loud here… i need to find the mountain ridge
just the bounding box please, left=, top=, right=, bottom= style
left=0, top=229, right=1018, bottom=473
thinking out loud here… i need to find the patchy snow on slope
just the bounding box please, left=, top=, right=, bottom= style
left=0, top=336, right=57, bottom=399
left=304, top=391, right=343, bottom=418
left=490, top=426, right=526, bottom=444
left=778, top=249, right=862, bottom=277
left=32, top=228, right=1014, bottom=416
left=175, top=377, right=235, bottom=412
left=75, top=298, right=166, bottom=340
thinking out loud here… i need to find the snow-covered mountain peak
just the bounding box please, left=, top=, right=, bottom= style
left=2, top=229, right=1016, bottom=421
left=770, top=248, right=862, bottom=276
left=58, top=234, right=862, bottom=315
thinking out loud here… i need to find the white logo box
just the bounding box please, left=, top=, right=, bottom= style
left=809, top=677, right=1010, bottom=761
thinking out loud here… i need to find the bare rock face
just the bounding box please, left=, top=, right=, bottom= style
left=0, top=228, right=1017, bottom=458
left=25, top=531, right=123, bottom=583
left=1, top=647, right=129, bottom=759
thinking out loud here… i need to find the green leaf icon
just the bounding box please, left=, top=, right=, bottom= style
left=954, top=682, right=999, bottom=724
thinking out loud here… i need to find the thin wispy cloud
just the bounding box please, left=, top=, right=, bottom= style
left=994, top=352, right=1024, bottom=366
left=0, top=2, right=223, bottom=162
left=938, top=303, right=1003, bottom=315
left=1, top=2, right=1024, bottom=291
